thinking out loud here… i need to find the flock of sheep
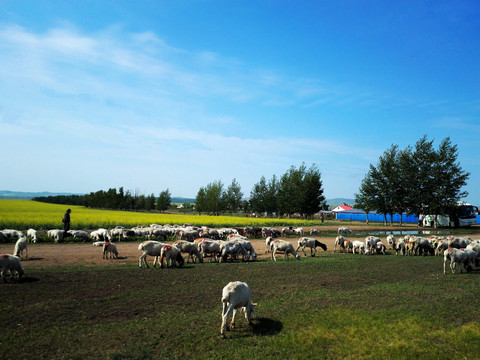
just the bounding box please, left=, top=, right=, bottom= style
left=2, top=224, right=480, bottom=338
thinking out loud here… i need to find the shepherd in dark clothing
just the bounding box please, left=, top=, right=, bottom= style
left=62, top=209, right=71, bottom=233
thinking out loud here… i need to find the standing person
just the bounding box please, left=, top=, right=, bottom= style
left=62, top=209, right=71, bottom=234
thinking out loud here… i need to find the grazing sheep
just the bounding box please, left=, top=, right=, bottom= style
left=375, top=241, right=386, bottom=255
left=68, top=230, right=90, bottom=241
left=365, top=236, right=381, bottom=254
left=338, top=227, right=352, bottom=236
left=221, top=281, right=255, bottom=338
left=265, top=237, right=275, bottom=254
left=386, top=235, right=396, bottom=250
left=159, top=245, right=185, bottom=268
left=444, top=248, right=469, bottom=274
left=344, top=239, right=354, bottom=253
left=92, top=241, right=106, bottom=247
left=293, top=227, right=304, bottom=236
left=415, top=237, right=435, bottom=256
left=173, top=240, right=204, bottom=263
left=90, top=228, right=111, bottom=242
left=13, top=236, right=28, bottom=259
left=395, top=237, right=406, bottom=256
left=47, top=229, right=64, bottom=243
left=102, top=242, right=118, bottom=259
left=352, top=240, right=366, bottom=254
left=26, top=229, right=38, bottom=243
left=296, top=237, right=327, bottom=256
left=198, top=239, right=222, bottom=262
left=309, top=228, right=319, bottom=236
left=281, top=227, right=293, bottom=237
left=270, top=239, right=301, bottom=262
left=0, top=254, right=24, bottom=282
left=110, top=227, right=127, bottom=241
left=448, top=236, right=472, bottom=249
left=1, top=229, right=24, bottom=240
left=235, top=239, right=257, bottom=261
left=334, top=236, right=347, bottom=253
left=138, top=240, right=168, bottom=268
left=220, top=241, right=249, bottom=262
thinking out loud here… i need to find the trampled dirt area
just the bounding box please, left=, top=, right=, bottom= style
left=1, top=224, right=479, bottom=270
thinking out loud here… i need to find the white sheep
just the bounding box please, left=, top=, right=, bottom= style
left=198, top=239, right=222, bottom=262
left=395, top=237, right=406, bottom=256
left=337, top=227, right=352, bottom=236
left=103, top=242, right=118, bottom=259
left=13, top=236, right=28, bottom=259
left=309, top=228, right=319, bottom=235
left=386, top=235, right=396, bottom=250
left=1, top=229, right=24, bottom=240
left=265, top=237, right=274, bottom=254
left=334, top=236, right=346, bottom=253
left=68, top=230, right=90, bottom=241
left=92, top=241, right=106, bottom=247
left=352, top=240, right=366, bottom=254
left=365, top=236, right=381, bottom=254
left=375, top=241, right=386, bottom=255
left=26, top=229, right=38, bottom=243
left=293, top=227, right=304, bottom=236
left=444, top=248, right=469, bottom=274
left=221, top=281, right=255, bottom=338
left=47, top=229, right=64, bottom=243
left=220, top=241, right=249, bottom=263
left=159, top=245, right=185, bottom=268
left=270, top=239, right=301, bottom=261
left=138, top=240, right=168, bottom=268
left=90, top=228, right=111, bottom=242
left=0, top=254, right=24, bottom=282
left=296, top=237, right=327, bottom=256
left=173, top=240, right=204, bottom=263
left=235, top=239, right=257, bottom=261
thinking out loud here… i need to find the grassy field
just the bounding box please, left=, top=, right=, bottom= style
left=2, top=253, right=480, bottom=359
left=0, top=199, right=327, bottom=230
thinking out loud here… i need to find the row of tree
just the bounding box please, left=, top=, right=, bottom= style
left=34, top=187, right=172, bottom=212
left=195, top=164, right=327, bottom=218
left=354, top=136, right=469, bottom=224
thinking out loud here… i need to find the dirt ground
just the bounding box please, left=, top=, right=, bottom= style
left=2, top=224, right=479, bottom=270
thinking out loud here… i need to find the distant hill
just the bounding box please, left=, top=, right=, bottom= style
left=171, top=197, right=196, bottom=204
left=326, top=198, right=355, bottom=207
left=0, top=190, right=83, bottom=199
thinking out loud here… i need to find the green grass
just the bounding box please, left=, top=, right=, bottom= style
left=1, top=254, right=480, bottom=359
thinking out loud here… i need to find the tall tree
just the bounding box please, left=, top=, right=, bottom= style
left=249, top=176, right=268, bottom=215
left=156, top=189, right=171, bottom=212
left=225, top=178, right=243, bottom=214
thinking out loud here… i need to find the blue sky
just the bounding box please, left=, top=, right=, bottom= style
left=1, top=1, right=479, bottom=204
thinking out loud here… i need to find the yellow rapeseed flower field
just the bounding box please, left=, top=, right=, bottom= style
left=0, top=200, right=321, bottom=230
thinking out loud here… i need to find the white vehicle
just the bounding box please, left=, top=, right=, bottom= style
left=422, top=202, right=478, bottom=228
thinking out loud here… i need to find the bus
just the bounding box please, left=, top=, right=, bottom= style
left=422, top=202, right=478, bottom=228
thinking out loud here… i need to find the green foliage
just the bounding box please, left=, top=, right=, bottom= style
left=356, top=136, right=470, bottom=222
left=156, top=189, right=171, bottom=212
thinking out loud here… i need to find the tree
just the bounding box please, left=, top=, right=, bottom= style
left=196, top=180, right=225, bottom=214
left=354, top=169, right=377, bottom=225
left=225, top=178, right=243, bottom=214
left=249, top=176, right=268, bottom=215
left=156, top=189, right=171, bottom=212
left=195, top=187, right=207, bottom=214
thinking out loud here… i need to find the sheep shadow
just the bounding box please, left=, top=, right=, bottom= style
left=251, top=317, right=283, bottom=336
left=25, top=257, right=44, bottom=261
left=19, top=276, right=40, bottom=283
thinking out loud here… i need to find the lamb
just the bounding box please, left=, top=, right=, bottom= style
left=138, top=240, right=168, bottom=268
left=221, top=281, right=255, bottom=338
left=334, top=236, right=347, bottom=252
left=338, top=227, right=352, bottom=236
left=159, top=245, right=185, bottom=268
left=102, top=242, right=118, bottom=259
left=173, top=240, right=204, bottom=263
left=296, top=237, right=327, bottom=256
left=344, top=240, right=353, bottom=253
left=270, top=239, right=301, bottom=262
left=0, top=254, right=24, bottom=282
left=352, top=240, right=366, bottom=254
left=309, top=228, right=319, bottom=235
left=13, top=236, right=28, bottom=259
left=26, top=229, right=38, bottom=243
left=448, top=236, right=472, bottom=249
